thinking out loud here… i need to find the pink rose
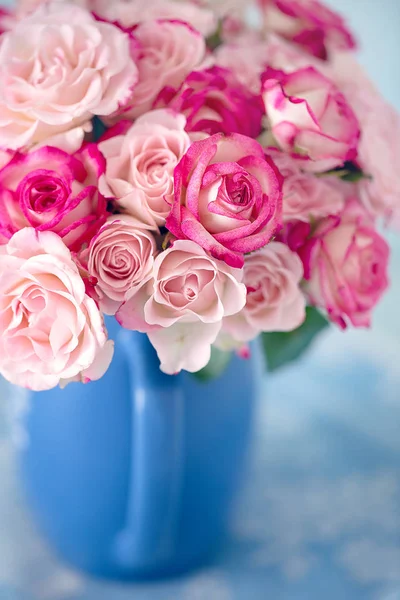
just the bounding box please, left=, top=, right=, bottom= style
left=0, top=3, right=138, bottom=151
left=259, top=0, right=356, bottom=59
left=223, top=242, right=306, bottom=342
left=80, top=215, right=157, bottom=315
left=328, top=53, right=400, bottom=226
left=157, top=66, right=264, bottom=138
left=0, top=144, right=108, bottom=252
left=0, top=228, right=114, bottom=391
left=359, top=106, right=400, bottom=226
left=298, top=200, right=389, bottom=329
left=0, top=149, right=15, bottom=243
left=0, top=149, right=14, bottom=170
left=263, top=33, right=325, bottom=72
left=117, top=239, right=246, bottom=374
left=166, top=133, right=283, bottom=268
left=99, top=109, right=191, bottom=228
left=92, top=0, right=217, bottom=37
left=114, top=19, right=206, bottom=121
left=270, top=151, right=344, bottom=222
left=262, top=66, right=360, bottom=172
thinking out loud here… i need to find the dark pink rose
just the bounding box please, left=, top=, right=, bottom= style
left=262, top=66, right=360, bottom=172
left=0, top=144, right=108, bottom=252
left=296, top=200, right=389, bottom=329
left=157, top=66, right=264, bottom=138
left=259, top=0, right=356, bottom=60
left=166, top=133, right=283, bottom=268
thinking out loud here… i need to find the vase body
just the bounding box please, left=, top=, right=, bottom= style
left=15, top=318, right=263, bottom=580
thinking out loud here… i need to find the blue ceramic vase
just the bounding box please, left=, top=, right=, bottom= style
left=17, top=318, right=263, bottom=580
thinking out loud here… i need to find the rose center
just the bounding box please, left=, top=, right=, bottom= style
left=225, top=174, right=253, bottom=207
left=183, top=273, right=199, bottom=301
left=18, top=171, right=70, bottom=214
left=246, top=281, right=264, bottom=307
left=163, top=272, right=201, bottom=307
left=112, top=249, right=135, bottom=276
left=136, top=149, right=174, bottom=185
left=31, top=183, right=61, bottom=210
left=13, top=285, right=46, bottom=326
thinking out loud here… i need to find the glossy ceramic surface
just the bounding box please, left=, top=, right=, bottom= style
left=17, top=318, right=262, bottom=579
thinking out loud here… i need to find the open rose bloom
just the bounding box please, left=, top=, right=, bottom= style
left=0, top=0, right=396, bottom=388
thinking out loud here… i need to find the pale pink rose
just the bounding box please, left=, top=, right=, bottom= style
left=270, top=150, right=344, bottom=222
left=114, top=19, right=206, bottom=121
left=99, top=109, right=191, bottom=228
left=148, top=320, right=226, bottom=375
left=15, top=0, right=90, bottom=18
left=166, top=133, right=283, bottom=269
left=215, top=39, right=270, bottom=95
left=262, top=66, right=360, bottom=172
left=117, top=239, right=246, bottom=374
left=15, top=0, right=52, bottom=17
left=0, top=144, right=108, bottom=252
left=92, top=0, right=217, bottom=37
left=80, top=215, right=157, bottom=315
left=0, top=228, right=114, bottom=391
left=213, top=329, right=246, bottom=353
left=203, top=0, right=247, bottom=19
left=157, top=66, right=264, bottom=138
left=15, top=0, right=217, bottom=35
left=360, top=108, right=400, bottom=226
left=297, top=200, right=389, bottom=329
left=259, top=0, right=356, bottom=59
left=329, top=53, right=400, bottom=226
left=0, top=3, right=138, bottom=151
left=223, top=242, right=305, bottom=342
left=215, top=34, right=322, bottom=95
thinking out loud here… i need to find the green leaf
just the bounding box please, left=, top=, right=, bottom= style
left=206, top=20, right=224, bottom=51
left=262, top=306, right=329, bottom=372
left=316, top=168, right=349, bottom=178
left=340, top=170, right=367, bottom=183
left=317, top=161, right=369, bottom=183
left=192, top=346, right=232, bottom=383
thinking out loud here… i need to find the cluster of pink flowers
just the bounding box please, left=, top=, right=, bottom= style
left=0, top=0, right=397, bottom=390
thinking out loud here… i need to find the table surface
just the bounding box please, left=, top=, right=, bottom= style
left=1, top=1, right=400, bottom=599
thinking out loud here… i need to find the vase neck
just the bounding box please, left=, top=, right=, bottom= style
left=105, top=316, right=179, bottom=388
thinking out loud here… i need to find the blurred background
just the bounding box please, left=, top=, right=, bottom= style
left=0, top=0, right=400, bottom=599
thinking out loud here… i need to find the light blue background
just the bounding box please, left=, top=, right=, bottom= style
left=0, top=1, right=400, bottom=598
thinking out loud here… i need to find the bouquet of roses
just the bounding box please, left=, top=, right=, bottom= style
left=0, top=0, right=397, bottom=390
